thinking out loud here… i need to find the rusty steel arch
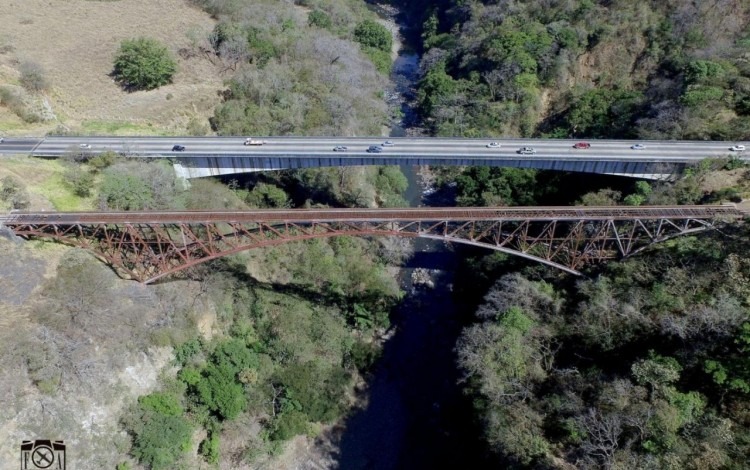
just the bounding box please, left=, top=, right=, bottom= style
left=2, top=206, right=744, bottom=283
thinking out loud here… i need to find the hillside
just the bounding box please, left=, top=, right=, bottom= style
left=407, top=0, right=750, bottom=140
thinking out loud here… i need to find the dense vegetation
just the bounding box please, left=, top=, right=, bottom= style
left=405, top=0, right=750, bottom=140
left=188, top=0, right=391, bottom=136
left=455, top=227, right=750, bottom=468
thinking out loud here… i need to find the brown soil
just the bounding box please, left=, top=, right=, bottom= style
left=0, top=0, right=223, bottom=135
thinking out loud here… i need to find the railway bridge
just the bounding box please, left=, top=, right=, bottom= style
left=1, top=205, right=745, bottom=283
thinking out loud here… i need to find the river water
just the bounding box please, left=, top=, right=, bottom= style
left=328, top=6, right=494, bottom=469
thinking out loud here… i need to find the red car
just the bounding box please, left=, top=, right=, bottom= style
left=573, top=142, right=591, bottom=149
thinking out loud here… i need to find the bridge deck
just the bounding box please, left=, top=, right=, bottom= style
left=2, top=205, right=745, bottom=225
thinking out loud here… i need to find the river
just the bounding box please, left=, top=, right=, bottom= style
left=326, top=5, right=494, bottom=468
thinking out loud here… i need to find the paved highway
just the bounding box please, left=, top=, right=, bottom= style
left=0, top=136, right=747, bottom=163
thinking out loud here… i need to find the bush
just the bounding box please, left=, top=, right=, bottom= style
left=131, top=413, right=192, bottom=469
left=354, top=20, right=392, bottom=53
left=308, top=10, right=332, bottom=30
left=19, top=60, right=49, bottom=92
left=88, top=151, right=119, bottom=172
left=63, top=167, right=95, bottom=197
left=0, top=175, right=30, bottom=209
left=113, top=38, right=177, bottom=91
left=98, top=170, right=153, bottom=210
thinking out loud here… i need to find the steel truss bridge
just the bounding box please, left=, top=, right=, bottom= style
left=1, top=205, right=745, bottom=283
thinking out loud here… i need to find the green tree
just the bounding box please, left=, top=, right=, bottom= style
left=417, top=62, right=457, bottom=115
left=113, top=37, right=177, bottom=90
left=354, top=20, right=392, bottom=53
left=195, top=363, right=248, bottom=420
left=131, top=413, right=192, bottom=469
left=98, top=171, right=153, bottom=210
left=246, top=183, right=289, bottom=208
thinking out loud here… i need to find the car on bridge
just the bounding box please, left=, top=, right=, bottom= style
left=244, top=138, right=266, bottom=146
left=333, top=146, right=348, bottom=152
left=730, top=144, right=746, bottom=152
left=573, top=142, right=590, bottom=149
left=631, top=144, right=646, bottom=150
left=517, top=147, right=536, bottom=155
left=79, top=143, right=91, bottom=149
left=486, top=142, right=501, bottom=148
left=172, top=145, right=186, bottom=152
left=366, top=145, right=383, bottom=153
left=0, top=137, right=4, bottom=143
left=382, top=140, right=395, bottom=147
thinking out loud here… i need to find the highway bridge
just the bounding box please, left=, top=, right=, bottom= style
left=1, top=136, right=748, bottom=180
left=2, top=205, right=744, bottom=283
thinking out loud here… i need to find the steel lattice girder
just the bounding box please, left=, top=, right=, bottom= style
left=4, top=210, right=736, bottom=283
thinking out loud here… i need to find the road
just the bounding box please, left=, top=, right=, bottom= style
left=0, top=136, right=747, bottom=163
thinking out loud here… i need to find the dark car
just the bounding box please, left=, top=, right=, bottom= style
left=172, top=145, right=186, bottom=152
left=517, top=147, right=536, bottom=155
left=366, top=145, right=383, bottom=153
left=573, top=142, right=591, bottom=149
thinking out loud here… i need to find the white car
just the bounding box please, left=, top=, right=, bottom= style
left=382, top=140, right=395, bottom=147
left=730, top=145, right=746, bottom=152
left=79, top=143, right=91, bottom=149
left=631, top=144, right=646, bottom=150
left=0, top=137, right=4, bottom=143
left=486, top=142, right=501, bottom=148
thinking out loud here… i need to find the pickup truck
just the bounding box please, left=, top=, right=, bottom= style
left=244, top=138, right=267, bottom=146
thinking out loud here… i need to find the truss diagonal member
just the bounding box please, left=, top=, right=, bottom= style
left=470, top=221, right=501, bottom=243
left=547, top=220, right=588, bottom=262
left=524, top=221, right=558, bottom=259
left=447, top=221, right=474, bottom=238
left=496, top=221, right=528, bottom=248
left=417, top=221, right=448, bottom=237
left=566, top=220, right=615, bottom=268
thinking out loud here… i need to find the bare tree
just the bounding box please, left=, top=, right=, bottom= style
left=577, top=409, right=623, bottom=470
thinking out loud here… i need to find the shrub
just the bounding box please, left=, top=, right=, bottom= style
left=113, top=38, right=177, bottom=91
left=308, top=10, right=332, bottom=30
left=98, top=170, right=153, bottom=210
left=199, top=430, right=220, bottom=463
left=0, top=175, right=30, bottom=209
left=354, top=20, right=392, bottom=53
left=63, top=166, right=95, bottom=197
left=19, top=60, right=49, bottom=92
left=131, top=413, right=192, bottom=469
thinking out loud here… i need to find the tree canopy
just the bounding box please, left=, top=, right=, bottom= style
left=113, top=37, right=177, bottom=91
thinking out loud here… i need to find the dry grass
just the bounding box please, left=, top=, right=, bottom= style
left=0, top=0, right=222, bottom=136
left=700, top=168, right=750, bottom=194
left=0, top=156, right=94, bottom=210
